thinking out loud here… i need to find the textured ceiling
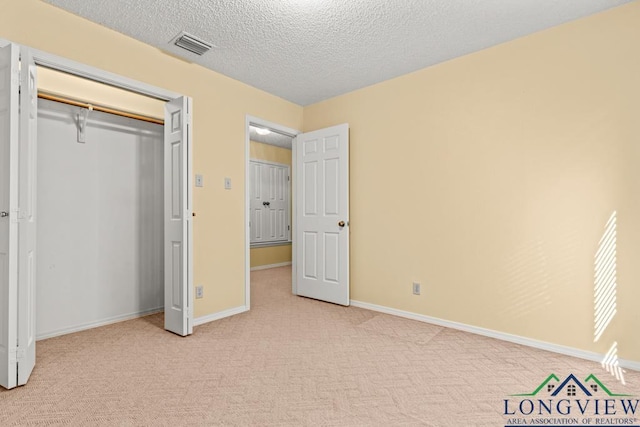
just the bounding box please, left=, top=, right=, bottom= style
left=44, top=0, right=632, bottom=106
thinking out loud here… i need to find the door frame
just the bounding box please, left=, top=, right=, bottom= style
left=1, top=38, right=193, bottom=329
left=30, top=48, right=180, bottom=102
left=244, top=116, right=299, bottom=308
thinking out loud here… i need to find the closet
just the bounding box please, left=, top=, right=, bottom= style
left=36, top=98, right=164, bottom=339
left=1, top=43, right=192, bottom=390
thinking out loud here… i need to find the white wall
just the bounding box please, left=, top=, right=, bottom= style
left=36, top=99, right=163, bottom=339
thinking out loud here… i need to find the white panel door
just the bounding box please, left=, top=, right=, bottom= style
left=17, top=49, right=37, bottom=385
left=266, top=164, right=289, bottom=241
left=164, top=96, right=193, bottom=336
left=0, top=43, right=19, bottom=390
left=295, top=124, right=349, bottom=306
left=250, top=160, right=290, bottom=243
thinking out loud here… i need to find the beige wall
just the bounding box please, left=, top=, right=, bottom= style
left=250, top=140, right=292, bottom=166
left=304, top=3, right=640, bottom=362
left=250, top=245, right=291, bottom=269
left=0, top=0, right=303, bottom=317
left=249, top=141, right=292, bottom=268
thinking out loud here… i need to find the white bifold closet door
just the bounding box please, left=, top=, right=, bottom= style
left=0, top=43, right=20, bottom=391
left=164, top=96, right=193, bottom=337
left=0, top=43, right=37, bottom=390
left=17, top=48, right=37, bottom=387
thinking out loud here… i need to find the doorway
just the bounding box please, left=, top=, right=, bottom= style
left=244, top=118, right=352, bottom=309
left=244, top=117, right=299, bottom=308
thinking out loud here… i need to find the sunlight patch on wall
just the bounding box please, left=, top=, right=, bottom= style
left=594, top=212, right=624, bottom=384
left=594, top=211, right=617, bottom=342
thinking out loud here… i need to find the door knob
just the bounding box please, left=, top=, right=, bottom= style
left=0, top=211, right=8, bottom=218
left=338, top=220, right=345, bottom=227
left=263, top=201, right=271, bottom=207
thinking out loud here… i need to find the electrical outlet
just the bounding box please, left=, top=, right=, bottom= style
left=196, top=285, right=204, bottom=299
left=224, top=177, right=232, bottom=189
left=412, top=282, right=421, bottom=295
left=195, top=174, right=204, bottom=187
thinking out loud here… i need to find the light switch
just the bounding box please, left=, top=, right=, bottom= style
left=195, top=174, right=204, bottom=187
left=224, top=177, right=232, bottom=190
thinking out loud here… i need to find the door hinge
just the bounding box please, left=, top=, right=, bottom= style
left=287, top=176, right=290, bottom=181
left=16, top=348, right=26, bottom=362
left=288, top=225, right=290, bottom=231
left=8, top=348, right=17, bottom=363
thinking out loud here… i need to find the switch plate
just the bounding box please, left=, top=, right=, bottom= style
left=224, top=177, right=232, bottom=189
left=196, top=285, right=204, bottom=299
left=412, top=282, right=421, bottom=295
left=195, top=174, right=204, bottom=187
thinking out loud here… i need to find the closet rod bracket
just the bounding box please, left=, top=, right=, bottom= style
left=76, top=104, right=93, bottom=143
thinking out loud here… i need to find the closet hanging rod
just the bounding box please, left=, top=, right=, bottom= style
left=38, top=92, right=164, bottom=125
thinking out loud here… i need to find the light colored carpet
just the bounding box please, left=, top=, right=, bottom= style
left=1, top=266, right=638, bottom=426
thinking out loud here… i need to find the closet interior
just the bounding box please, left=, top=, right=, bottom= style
left=35, top=68, right=167, bottom=339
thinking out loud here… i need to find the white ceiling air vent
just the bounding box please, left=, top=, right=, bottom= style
left=174, top=32, right=212, bottom=56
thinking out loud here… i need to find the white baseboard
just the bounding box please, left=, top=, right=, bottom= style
left=193, top=305, right=248, bottom=327
left=250, top=261, right=292, bottom=271
left=623, top=359, right=640, bottom=372
left=350, top=300, right=640, bottom=372
left=37, top=305, right=251, bottom=339
left=36, top=307, right=164, bottom=341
